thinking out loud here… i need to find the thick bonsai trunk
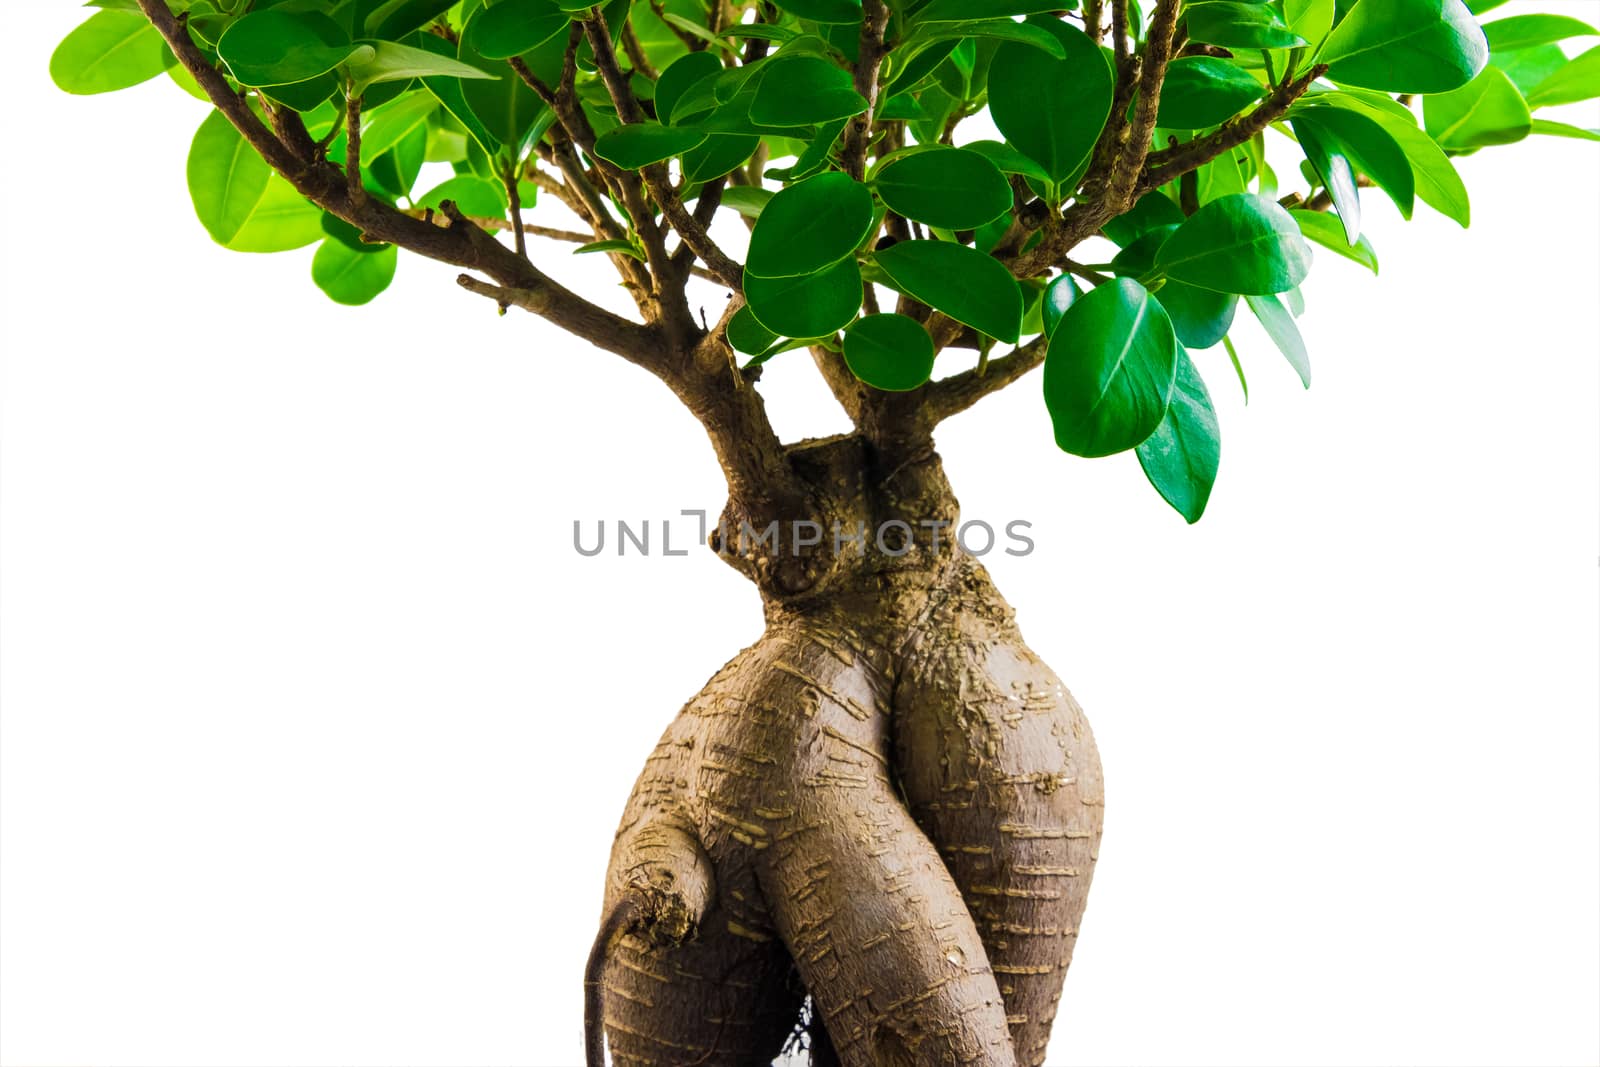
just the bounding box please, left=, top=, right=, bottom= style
left=589, top=437, right=1103, bottom=1066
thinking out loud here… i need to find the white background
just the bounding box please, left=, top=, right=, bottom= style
left=3, top=3, right=1598, bottom=1065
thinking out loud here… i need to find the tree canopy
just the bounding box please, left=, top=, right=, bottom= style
left=52, top=0, right=1600, bottom=522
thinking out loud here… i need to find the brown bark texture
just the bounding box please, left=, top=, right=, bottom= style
left=592, top=437, right=1103, bottom=1067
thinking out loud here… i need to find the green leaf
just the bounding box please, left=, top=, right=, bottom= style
left=1156, top=58, right=1266, bottom=129
left=217, top=10, right=365, bottom=88
left=365, top=0, right=458, bottom=39
left=1530, top=118, right=1600, bottom=142
left=1112, top=227, right=1238, bottom=350
left=418, top=33, right=502, bottom=155
left=1042, top=275, right=1082, bottom=338
left=312, top=238, right=398, bottom=305
left=750, top=55, right=869, bottom=127
left=1102, top=191, right=1187, bottom=247
left=456, top=28, right=545, bottom=154
left=1291, top=117, right=1363, bottom=242
left=908, top=20, right=1068, bottom=60
left=1285, top=0, right=1337, bottom=48
left=415, top=174, right=509, bottom=217
left=574, top=239, right=646, bottom=261
left=1482, top=14, right=1599, bottom=53
left=1043, top=278, right=1179, bottom=459
left=770, top=0, right=862, bottom=24
left=1312, top=94, right=1469, bottom=225
left=960, top=140, right=1052, bottom=184
left=1319, top=0, right=1488, bottom=94
left=1294, top=105, right=1415, bottom=218
left=843, top=314, right=937, bottom=391
left=593, top=122, right=708, bottom=168
left=716, top=185, right=774, bottom=220
left=348, top=40, right=495, bottom=94
left=987, top=22, right=1113, bottom=186
left=187, top=110, right=270, bottom=246
left=727, top=305, right=780, bottom=355
left=873, top=147, right=1013, bottom=230
left=464, top=0, right=570, bottom=60
left=226, top=177, right=324, bottom=253
left=358, top=91, right=438, bottom=159
left=1292, top=208, right=1379, bottom=273
left=913, top=0, right=1067, bottom=22
left=873, top=240, right=1023, bottom=344
left=1424, top=65, right=1531, bottom=149
left=746, top=172, right=875, bottom=279
left=1494, top=44, right=1568, bottom=97
left=1136, top=347, right=1221, bottom=524
left=657, top=51, right=723, bottom=125
left=744, top=258, right=864, bottom=339
left=1526, top=45, right=1600, bottom=108
left=1244, top=293, right=1311, bottom=387
left=1155, top=194, right=1312, bottom=296
left=1185, top=3, right=1307, bottom=50
left=681, top=133, right=761, bottom=183
left=50, top=10, right=172, bottom=95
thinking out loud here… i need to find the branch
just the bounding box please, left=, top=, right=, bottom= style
left=1104, top=0, right=1182, bottom=210
left=922, top=334, right=1050, bottom=425
left=582, top=11, right=744, bottom=291
left=132, top=0, right=656, bottom=366
left=1140, top=64, right=1327, bottom=192
left=345, top=90, right=365, bottom=205
left=841, top=0, right=891, bottom=181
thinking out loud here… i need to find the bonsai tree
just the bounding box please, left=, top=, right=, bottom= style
left=50, top=0, right=1598, bottom=1063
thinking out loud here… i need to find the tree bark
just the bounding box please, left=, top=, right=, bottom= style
left=592, top=437, right=1103, bottom=1066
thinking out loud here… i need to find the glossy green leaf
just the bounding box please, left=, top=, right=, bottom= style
left=1292, top=117, right=1363, bottom=242
left=1285, top=0, right=1337, bottom=47
left=415, top=175, right=509, bottom=217
left=910, top=20, right=1068, bottom=59
left=1155, top=194, right=1312, bottom=296
left=657, top=51, right=723, bottom=125
left=874, top=147, right=1013, bottom=230
left=217, top=11, right=365, bottom=87
left=359, top=91, right=438, bottom=159
left=456, top=30, right=545, bottom=154
left=1319, top=0, right=1488, bottom=94
left=743, top=258, right=864, bottom=339
left=50, top=11, right=172, bottom=95
left=1185, top=3, right=1307, bottom=50
left=1245, top=293, right=1311, bottom=387
left=873, top=240, right=1023, bottom=344
left=681, top=133, right=761, bottom=182
left=1112, top=227, right=1238, bottom=350
left=1526, top=45, right=1600, bottom=108
left=187, top=110, right=271, bottom=246
left=365, top=0, right=458, bottom=39
left=574, top=239, right=645, bottom=261
left=987, top=23, right=1113, bottom=186
left=1136, top=347, right=1221, bottom=524
left=1494, top=43, right=1568, bottom=97
left=750, top=56, right=868, bottom=127
left=1043, top=278, right=1179, bottom=458
left=728, top=305, right=781, bottom=355
left=226, top=177, right=324, bottom=253
left=1424, top=66, right=1532, bottom=149
left=1157, top=58, right=1266, bottom=129
left=418, top=33, right=501, bottom=155
left=465, top=0, right=570, bottom=60
left=843, top=314, right=936, bottom=391
left=913, top=0, right=1067, bottom=22
left=1042, top=275, right=1082, bottom=338
left=770, top=0, right=863, bottom=24
left=1295, top=105, right=1416, bottom=217
left=1292, top=208, right=1379, bottom=272
left=746, top=172, right=874, bottom=279
left=349, top=40, right=495, bottom=94
left=593, top=122, right=708, bottom=169
left=1483, top=14, right=1599, bottom=53
left=1314, top=94, right=1469, bottom=225
left=312, top=238, right=398, bottom=305
left=961, top=140, right=1052, bottom=184
left=1530, top=118, right=1600, bottom=142
left=1102, top=191, right=1187, bottom=246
